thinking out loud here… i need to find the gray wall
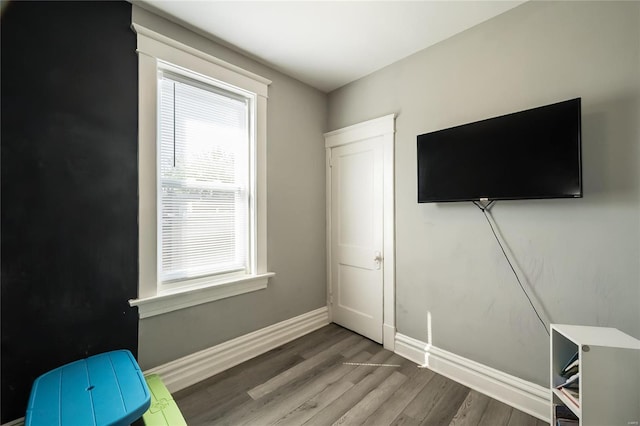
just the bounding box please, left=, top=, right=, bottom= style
left=328, top=1, right=639, bottom=386
left=133, top=6, right=328, bottom=369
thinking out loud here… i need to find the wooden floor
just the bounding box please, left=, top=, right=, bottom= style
left=174, top=324, right=547, bottom=426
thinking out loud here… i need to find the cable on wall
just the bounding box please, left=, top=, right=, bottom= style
left=473, top=201, right=550, bottom=336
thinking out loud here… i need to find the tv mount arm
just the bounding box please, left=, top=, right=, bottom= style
left=473, top=199, right=496, bottom=211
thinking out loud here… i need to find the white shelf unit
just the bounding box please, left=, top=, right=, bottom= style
left=550, top=324, right=640, bottom=426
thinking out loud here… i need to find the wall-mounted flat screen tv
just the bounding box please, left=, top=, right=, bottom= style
left=417, top=98, right=582, bottom=203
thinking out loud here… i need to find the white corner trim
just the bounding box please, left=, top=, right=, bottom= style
left=383, top=323, right=396, bottom=351
left=144, top=307, right=330, bottom=393
left=131, top=23, right=272, bottom=89
left=130, top=273, right=274, bottom=319
left=395, top=333, right=550, bottom=423
left=324, top=114, right=396, bottom=148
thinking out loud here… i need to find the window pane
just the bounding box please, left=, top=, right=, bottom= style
left=159, top=74, right=250, bottom=282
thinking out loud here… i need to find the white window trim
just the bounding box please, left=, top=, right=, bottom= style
left=129, top=24, right=274, bottom=319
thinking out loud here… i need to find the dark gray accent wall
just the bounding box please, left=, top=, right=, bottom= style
left=1, top=2, right=138, bottom=422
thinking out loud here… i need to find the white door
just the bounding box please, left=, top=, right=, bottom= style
left=330, top=136, right=384, bottom=343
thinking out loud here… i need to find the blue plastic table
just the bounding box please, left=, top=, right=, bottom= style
left=26, top=350, right=151, bottom=426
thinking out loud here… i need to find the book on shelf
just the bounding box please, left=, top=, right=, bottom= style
left=555, top=403, right=579, bottom=425
left=557, top=386, right=580, bottom=408
left=555, top=404, right=579, bottom=420
left=557, top=419, right=579, bottom=426
left=561, top=359, right=579, bottom=377
left=560, top=351, right=579, bottom=374
left=557, top=372, right=580, bottom=389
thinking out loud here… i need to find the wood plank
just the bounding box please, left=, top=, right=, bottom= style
left=333, top=370, right=407, bottom=425
left=273, top=380, right=354, bottom=425
left=302, top=353, right=406, bottom=425
left=298, top=326, right=353, bottom=359
left=362, top=367, right=435, bottom=426
left=178, top=325, right=350, bottom=423
left=420, top=381, right=470, bottom=425
left=390, top=413, right=422, bottom=426
left=340, top=348, right=399, bottom=384
left=172, top=325, right=539, bottom=426
left=273, top=349, right=403, bottom=426
left=175, top=346, right=303, bottom=419
left=391, top=373, right=452, bottom=424
left=217, top=353, right=345, bottom=425
left=478, top=399, right=513, bottom=426
left=174, top=328, right=312, bottom=400
left=449, top=390, right=491, bottom=426
left=180, top=390, right=251, bottom=425
left=341, top=337, right=378, bottom=358
left=506, top=408, right=539, bottom=426
left=247, top=333, right=362, bottom=399
left=204, top=350, right=301, bottom=401
left=238, top=351, right=374, bottom=426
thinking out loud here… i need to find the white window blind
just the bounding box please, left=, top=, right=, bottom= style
left=158, top=72, right=251, bottom=283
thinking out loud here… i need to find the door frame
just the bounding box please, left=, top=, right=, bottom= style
left=324, top=114, right=396, bottom=350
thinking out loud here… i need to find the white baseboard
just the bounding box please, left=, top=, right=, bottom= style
left=145, top=306, right=330, bottom=393
left=394, top=333, right=427, bottom=365
left=395, top=333, right=550, bottom=423
left=1, top=418, right=24, bottom=426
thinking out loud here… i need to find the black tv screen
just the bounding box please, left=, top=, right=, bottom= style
left=417, top=98, right=582, bottom=203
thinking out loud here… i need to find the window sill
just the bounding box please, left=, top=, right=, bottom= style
left=129, top=272, right=275, bottom=319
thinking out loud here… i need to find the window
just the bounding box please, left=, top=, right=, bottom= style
left=130, top=23, right=273, bottom=318
left=158, top=72, right=252, bottom=287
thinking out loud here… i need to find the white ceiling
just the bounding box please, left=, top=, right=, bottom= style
left=141, top=1, right=526, bottom=93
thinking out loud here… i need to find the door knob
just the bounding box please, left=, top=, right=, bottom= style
left=374, top=251, right=383, bottom=269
